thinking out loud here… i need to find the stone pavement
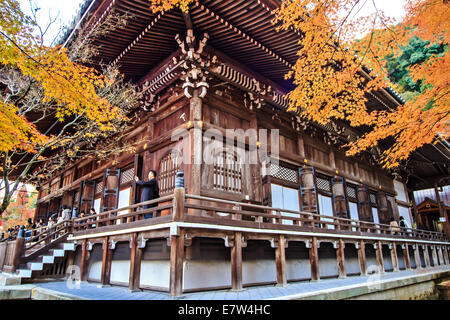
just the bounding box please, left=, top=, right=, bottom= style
left=1, top=266, right=449, bottom=300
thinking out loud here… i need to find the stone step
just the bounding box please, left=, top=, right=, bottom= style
left=17, top=269, right=32, bottom=278
left=26, top=262, right=44, bottom=271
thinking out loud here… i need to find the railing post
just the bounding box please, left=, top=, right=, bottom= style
left=173, top=171, right=185, bottom=221
left=11, top=226, right=25, bottom=273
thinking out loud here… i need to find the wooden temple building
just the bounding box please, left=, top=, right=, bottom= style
left=2, top=0, right=449, bottom=297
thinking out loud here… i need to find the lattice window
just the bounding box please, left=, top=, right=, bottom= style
left=346, top=184, right=357, bottom=201
left=159, top=152, right=179, bottom=194
left=213, top=152, right=242, bottom=193
left=120, top=167, right=135, bottom=185
left=316, top=175, right=331, bottom=192
left=369, top=192, right=378, bottom=206
left=95, top=180, right=104, bottom=195
left=269, top=163, right=298, bottom=184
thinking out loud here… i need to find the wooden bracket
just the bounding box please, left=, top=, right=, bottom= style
left=137, top=237, right=147, bottom=249
left=223, top=235, right=234, bottom=248
left=109, top=240, right=117, bottom=250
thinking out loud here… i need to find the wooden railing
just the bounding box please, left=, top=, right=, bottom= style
left=0, top=221, right=74, bottom=273
left=183, top=194, right=448, bottom=242
left=68, top=190, right=448, bottom=242
left=72, top=195, right=174, bottom=232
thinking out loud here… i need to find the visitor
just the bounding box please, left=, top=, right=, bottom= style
left=61, top=205, right=72, bottom=221
left=72, top=207, right=79, bottom=219
left=88, top=208, right=97, bottom=228
left=389, top=217, right=400, bottom=235
left=135, top=170, right=159, bottom=219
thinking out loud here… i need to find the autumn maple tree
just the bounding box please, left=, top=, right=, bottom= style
left=148, top=0, right=449, bottom=170
left=0, top=0, right=139, bottom=215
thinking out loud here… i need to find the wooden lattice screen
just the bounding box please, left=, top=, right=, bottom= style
left=159, top=153, right=179, bottom=194
left=213, top=152, right=242, bottom=193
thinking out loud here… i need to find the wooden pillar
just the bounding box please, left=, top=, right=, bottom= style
left=65, top=250, right=75, bottom=274
left=335, top=239, right=346, bottom=278
left=169, top=228, right=185, bottom=296
left=403, top=243, right=411, bottom=270
left=101, top=237, right=112, bottom=286
left=80, top=240, right=90, bottom=281
left=437, top=246, right=445, bottom=266
left=390, top=243, right=399, bottom=272
left=443, top=246, right=450, bottom=265
left=129, top=233, right=143, bottom=291
left=275, top=235, right=287, bottom=286
left=11, top=237, right=25, bottom=273
left=231, top=232, right=243, bottom=291
left=431, top=245, right=439, bottom=266
left=414, top=244, right=423, bottom=269
left=309, top=237, right=320, bottom=281
left=423, top=245, right=431, bottom=268
left=375, top=241, right=385, bottom=274
left=434, top=183, right=450, bottom=239
left=357, top=240, right=367, bottom=276
left=408, top=191, right=422, bottom=228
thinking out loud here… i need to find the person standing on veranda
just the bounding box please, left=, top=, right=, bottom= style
left=135, top=170, right=159, bottom=219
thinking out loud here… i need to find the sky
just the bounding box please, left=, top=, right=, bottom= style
left=17, top=0, right=408, bottom=45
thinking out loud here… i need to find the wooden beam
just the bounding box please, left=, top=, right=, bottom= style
left=309, top=237, right=320, bottom=281
left=390, top=243, right=399, bottom=272
left=357, top=240, right=367, bottom=276
left=101, top=237, right=112, bottom=286
left=275, top=235, right=287, bottom=286
left=403, top=243, right=411, bottom=270
left=375, top=241, right=385, bottom=274
left=231, top=231, right=243, bottom=291
left=336, top=239, right=346, bottom=278
left=169, top=229, right=185, bottom=296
